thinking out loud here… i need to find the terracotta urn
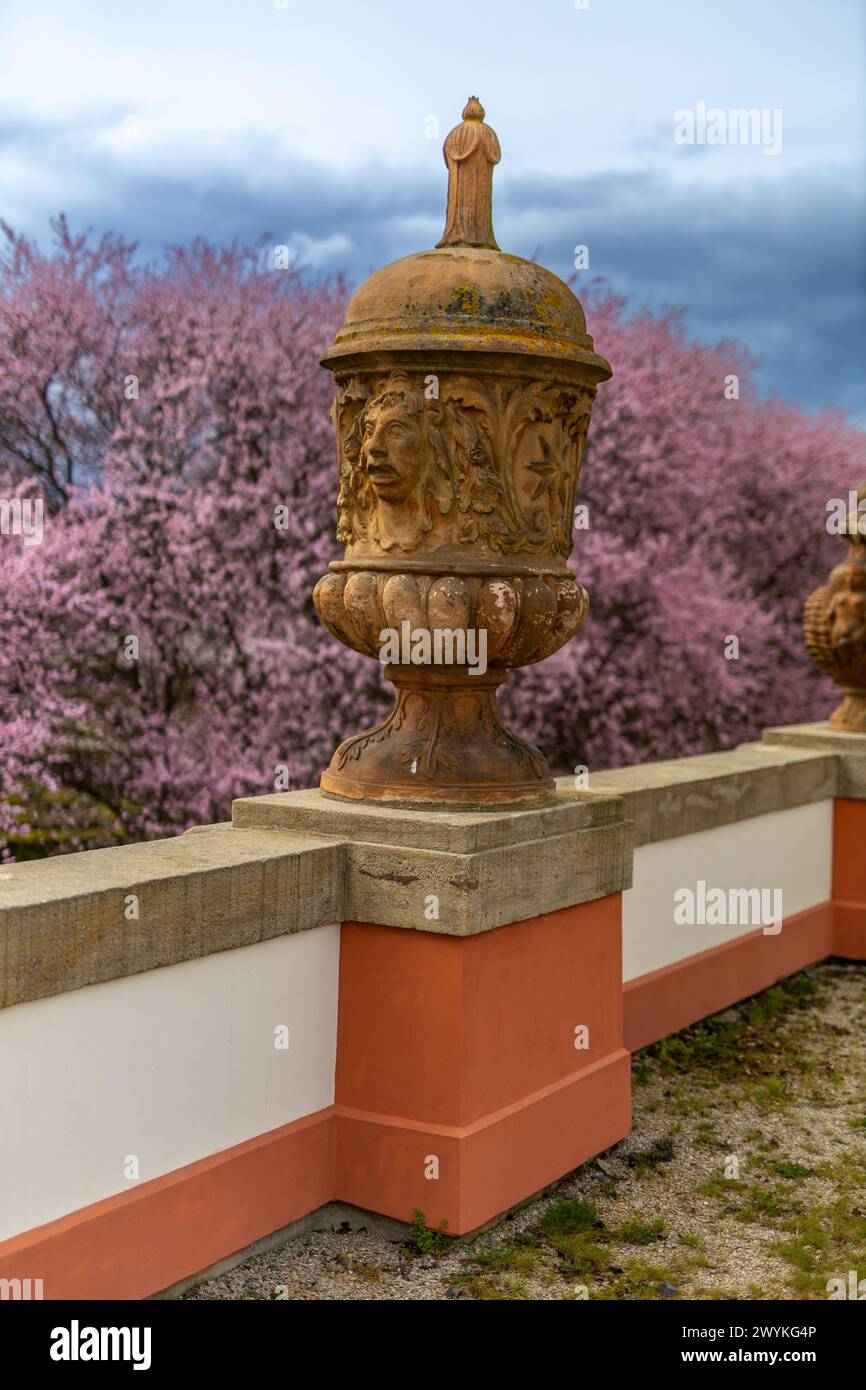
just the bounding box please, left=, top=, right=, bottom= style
left=313, top=97, right=611, bottom=806
left=803, top=482, right=866, bottom=732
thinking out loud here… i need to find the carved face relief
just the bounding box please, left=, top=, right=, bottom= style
left=349, top=382, right=455, bottom=552
left=338, top=375, right=466, bottom=554
left=361, top=400, right=425, bottom=505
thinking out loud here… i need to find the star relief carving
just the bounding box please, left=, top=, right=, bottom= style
left=527, top=432, right=569, bottom=504
left=526, top=430, right=574, bottom=548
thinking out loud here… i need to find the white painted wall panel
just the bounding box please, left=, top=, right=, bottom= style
left=0, top=924, right=340, bottom=1241
left=622, top=802, right=833, bottom=983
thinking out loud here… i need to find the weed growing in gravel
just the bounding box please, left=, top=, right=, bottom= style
left=541, top=1198, right=599, bottom=1237
left=772, top=1161, right=812, bottom=1179
left=407, top=1209, right=449, bottom=1258
left=615, top=1218, right=666, bottom=1245
left=627, top=1135, right=675, bottom=1176
left=457, top=1276, right=533, bottom=1299
left=335, top=1255, right=381, bottom=1282
left=471, top=1242, right=538, bottom=1274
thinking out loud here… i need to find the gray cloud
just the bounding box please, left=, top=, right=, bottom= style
left=2, top=110, right=863, bottom=417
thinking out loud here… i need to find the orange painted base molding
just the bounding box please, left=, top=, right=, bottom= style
left=623, top=896, right=866, bottom=1055
left=833, top=799, right=866, bottom=960
left=623, top=902, right=834, bottom=1053
left=0, top=896, right=631, bottom=1300
left=337, top=1050, right=630, bottom=1237
left=0, top=1108, right=338, bottom=1302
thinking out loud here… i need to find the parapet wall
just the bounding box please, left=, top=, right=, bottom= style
left=1, top=723, right=863, bottom=1298
left=579, top=733, right=858, bottom=1049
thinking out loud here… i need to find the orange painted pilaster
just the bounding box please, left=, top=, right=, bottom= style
left=335, top=896, right=631, bottom=1234
left=833, top=798, right=866, bottom=959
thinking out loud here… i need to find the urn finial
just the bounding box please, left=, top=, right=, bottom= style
left=436, top=95, right=501, bottom=251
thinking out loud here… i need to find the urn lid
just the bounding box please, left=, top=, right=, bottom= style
left=321, top=98, right=611, bottom=381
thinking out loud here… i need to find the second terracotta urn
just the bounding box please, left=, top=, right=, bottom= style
left=804, top=482, right=866, bottom=732
left=313, top=98, right=611, bottom=807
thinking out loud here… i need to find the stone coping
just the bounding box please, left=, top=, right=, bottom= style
left=231, top=784, right=622, bottom=851
left=2, top=729, right=859, bottom=1010
left=0, top=829, right=343, bottom=1011
left=559, top=740, right=839, bottom=848
left=763, top=722, right=866, bottom=799
left=0, top=787, right=631, bottom=1010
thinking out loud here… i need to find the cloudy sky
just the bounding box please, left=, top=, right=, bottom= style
left=1, top=0, right=863, bottom=416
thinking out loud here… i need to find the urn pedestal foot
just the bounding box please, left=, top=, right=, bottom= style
left=320, top=665, right=555, bottom=809
left=829, top=690, right=866, bottom=734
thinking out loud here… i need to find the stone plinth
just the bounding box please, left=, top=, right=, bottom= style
left=232, top=784, right=631, bottom=935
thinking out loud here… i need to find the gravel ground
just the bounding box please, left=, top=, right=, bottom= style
left=182, top=960, right=866, bottom=1301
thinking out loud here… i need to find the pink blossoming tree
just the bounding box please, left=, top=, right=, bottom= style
left=0, top=220, right=863, bottom=857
